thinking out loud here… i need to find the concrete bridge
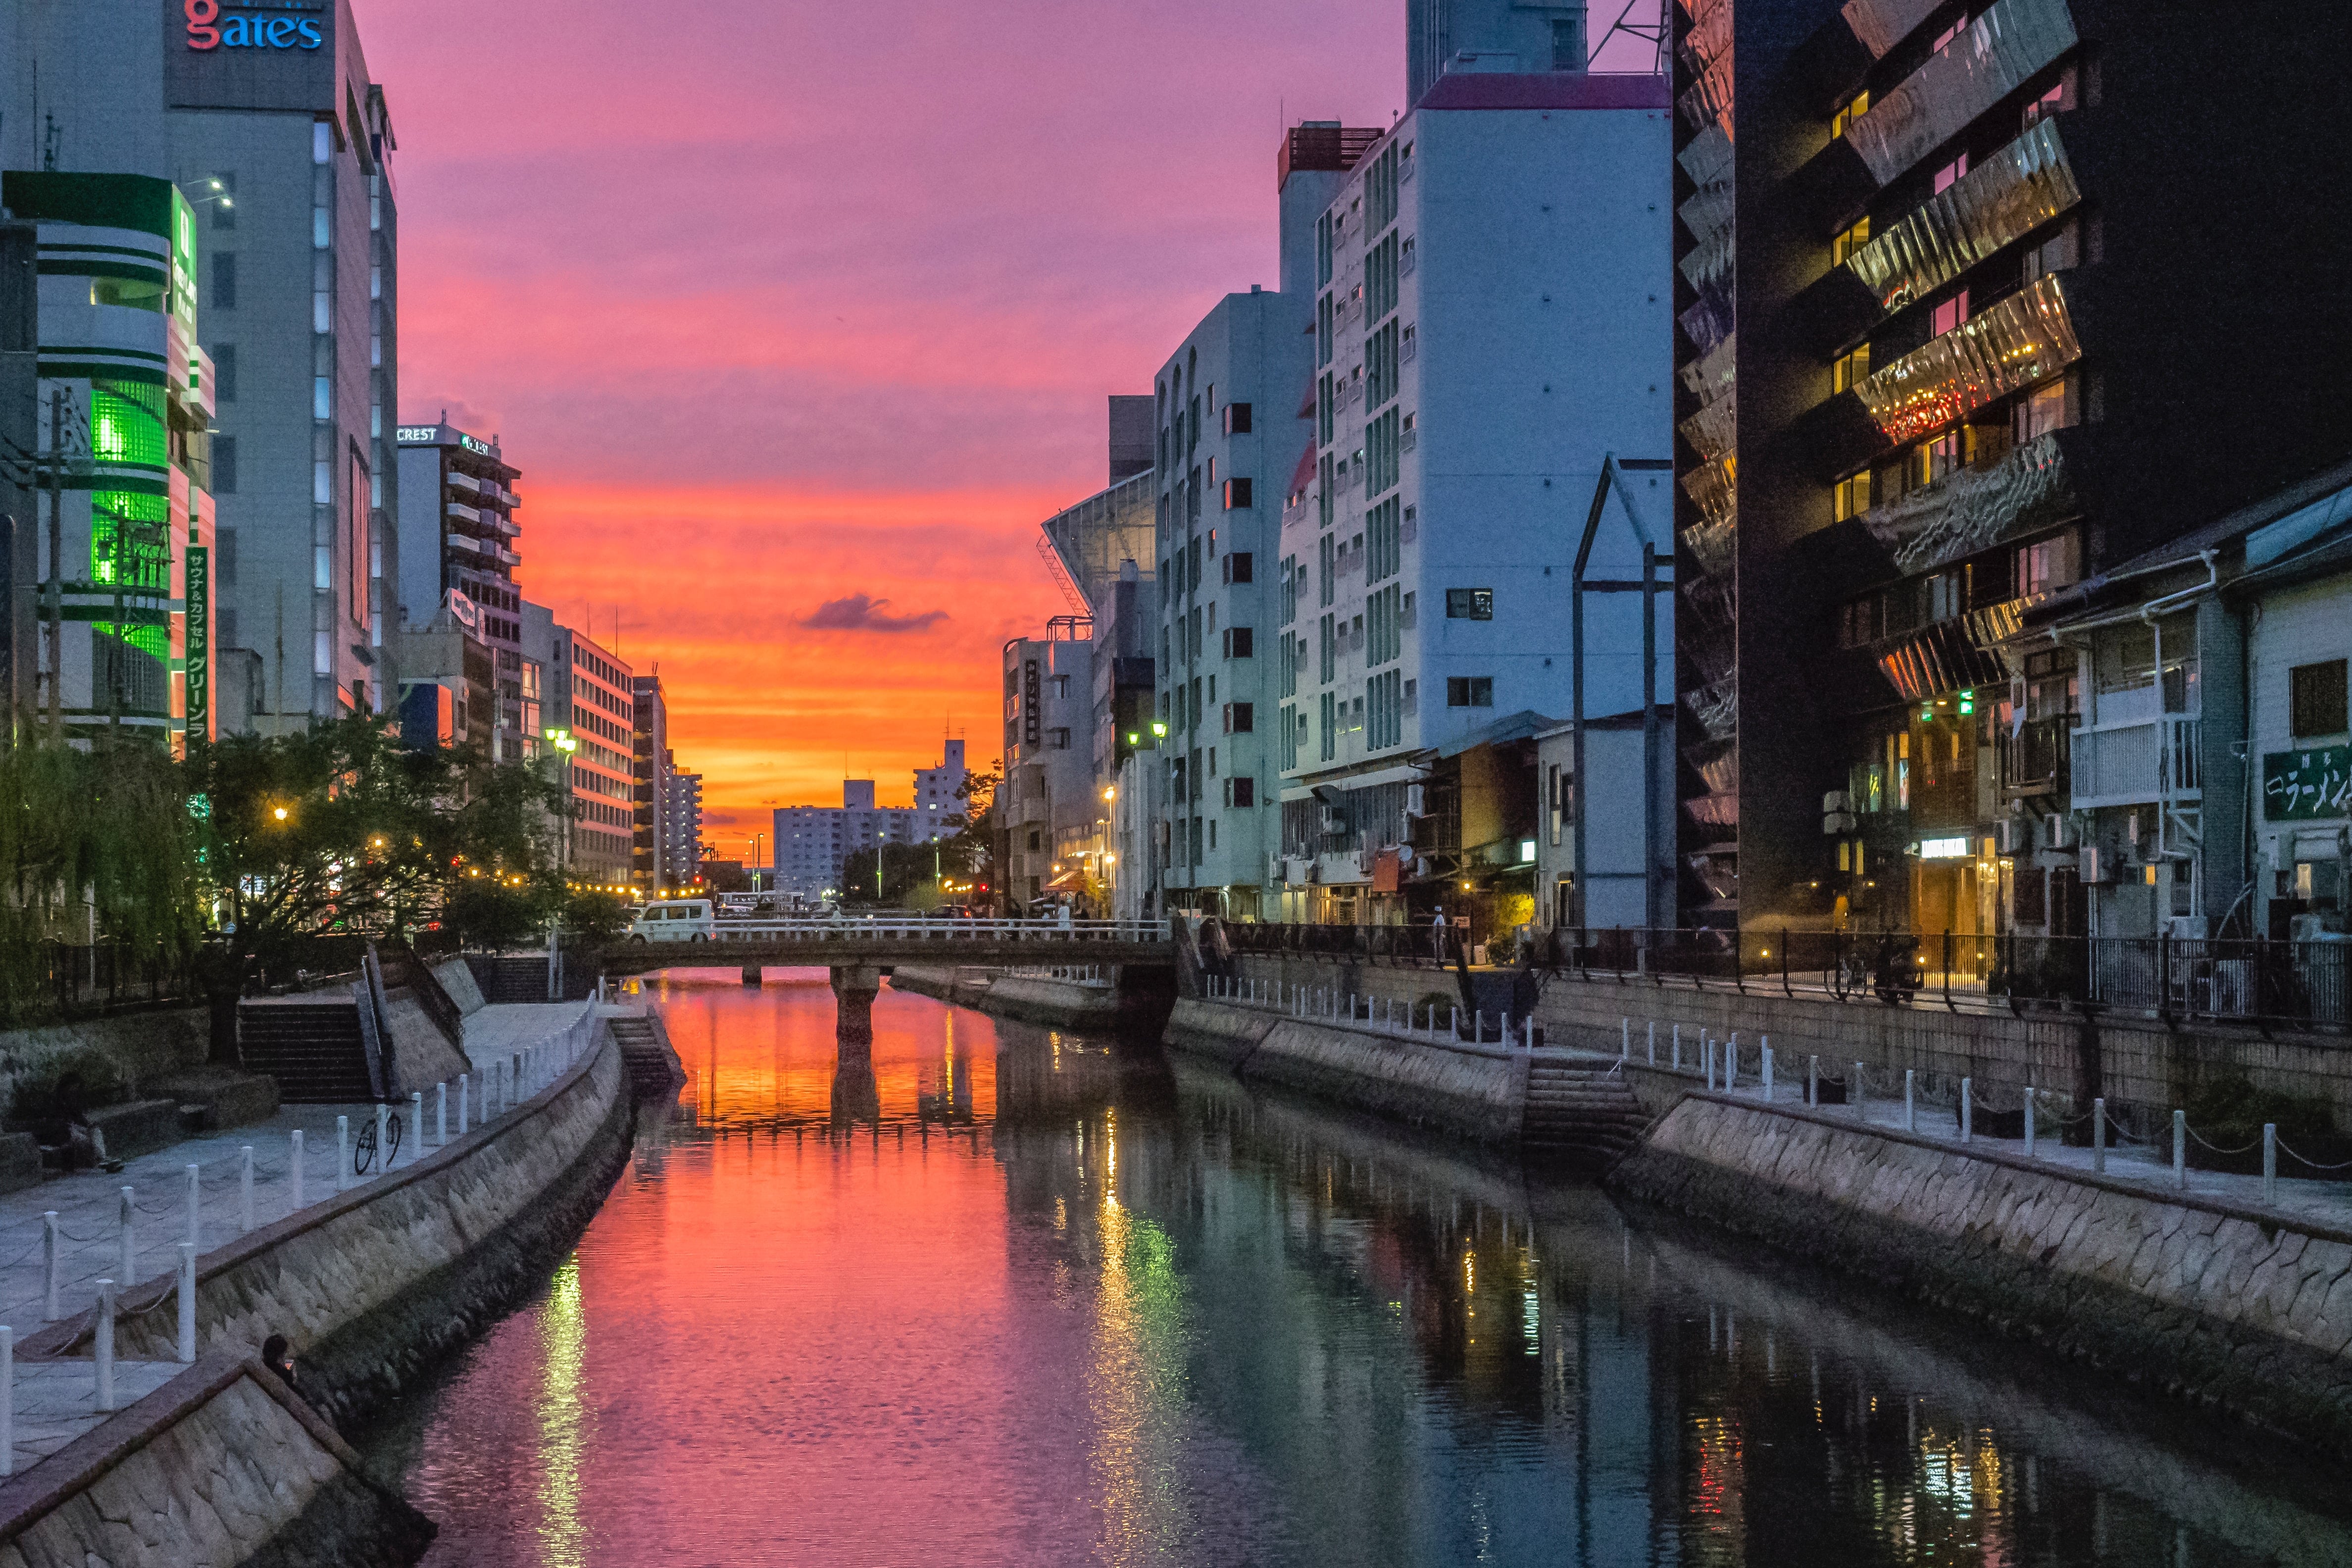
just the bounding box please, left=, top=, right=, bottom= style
left=594, top=918, right=1177, bottom=1048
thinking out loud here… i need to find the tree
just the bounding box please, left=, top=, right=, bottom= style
left=939, top=765, right=999, bottom=908
left=184, top=716, right=571, bottom=1055
left=0, top=737, right=203, bottom=1021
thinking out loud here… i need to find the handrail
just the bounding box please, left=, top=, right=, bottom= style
left=691, top=918, right=1172, bottom=943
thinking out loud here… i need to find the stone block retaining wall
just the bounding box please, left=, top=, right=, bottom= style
left=1166, top=997, right=1528, bottom=1142
left=0, top=1353, right=429, bottom=1568
left=1612, top=1093, right=2352, bottom=1455
left=1225, top=951, right=2352, bottom=1132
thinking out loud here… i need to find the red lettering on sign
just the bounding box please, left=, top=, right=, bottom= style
left=184, top=0, right=219, bottom=49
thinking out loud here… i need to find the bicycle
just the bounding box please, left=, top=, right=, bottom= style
left=352, top=1110, right=405, bottom=1176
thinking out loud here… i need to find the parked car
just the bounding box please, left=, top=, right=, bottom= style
left=932, top=904, right=975, bottom=920
left=628, top=899, right=715, bottom=943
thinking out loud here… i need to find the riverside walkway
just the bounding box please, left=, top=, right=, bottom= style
left=0, top=998, right=603, bottom=1471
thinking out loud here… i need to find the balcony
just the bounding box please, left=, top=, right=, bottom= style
left=1852, top=273, right=2081, bottom=444
left=2000, top=714, right=2070, bottom=798
left=1860, top=429, right=2077, bottom=575
left=445, top=501, right=481, bottom=525
left=2070, top=709, right=2201, bottom=809
left=1846, top=118, right=2081, bottom=316
left=1842, top=0, right=2078, bottom=187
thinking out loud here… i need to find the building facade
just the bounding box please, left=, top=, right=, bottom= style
left=773, top=781, right=918, bottom=905
left=396, top=419, right=528, bottom=756
left=1277, top=81, right=1673, bottom=926
left=664, top=768, right=704, bottom=888
left=3, top=172, right=215, bottom=747
left=631, top=673, right=670, bottom=892
left=551, top=625, right=633, bottom=887
left=998, top=624, right=1098, bottom=910
left=1674, top=0, right=2352, bottom=952
left=913, top=738, right=969, bottom=839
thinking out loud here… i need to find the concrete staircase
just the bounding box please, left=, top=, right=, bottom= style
left=607, top=1013, right=685, bottom=1104
left=1521, top=1060, right=1650, bottom=1168
left=236, top=1000, right=374, bottom=1104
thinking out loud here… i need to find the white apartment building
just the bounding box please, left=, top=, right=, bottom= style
left=913, top=739, right=969, bottom=840
left=774, top=737, right=966, bottom=904
left=1275, top=73, right=1673, bottom=918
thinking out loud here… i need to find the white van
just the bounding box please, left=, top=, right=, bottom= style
left=627, top=899, right=715, bottom=943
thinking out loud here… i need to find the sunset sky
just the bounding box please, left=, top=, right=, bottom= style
left=366, top=0, right=1406, bottom=847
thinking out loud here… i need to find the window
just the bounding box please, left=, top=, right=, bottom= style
left=1550, top=14, right=1584, bottom=69
left=1832, top=217, right=1871, bottom=267
left=1226, top=777, right=1256, bottom=808
left=212, top=435, right=238, bottom=495
left=1223, top=551, right=1254, bottom=584
left=1223, top=477, right=1253, bottom=509
left=1932, top=152, right=1969, bottom=195
left=2291, top=659, right=2350, bottom=740
left=1831, top=344, right=1871, bottom=394
left=2015, top=377, right=2071, bottom=443
left=1918, top=429, right=1965, bottom=486
left=1931, top=16, right=1965, bottom=52
left=1224, top=402, right=1252, bottom=435
left=1445, top=588, right=1494, bottom=620
left=2012, top=532, right=2078, bottom=599
left=1838, top=595, right=1881, bottom=648
left=212, top=252, right=237, bottom=309
left=2021, top=222, right=2076, bottom=283
left=1447, top=677, right=1494, bottom=708
left=1831, top=470, right=1872, bottom=521
left=1049, top=727, right=1071, bottom=750
left=212, top=343, right=237, bottom=403
left=1223, top=627, right=1254, bottom=658
left=1924, top=570, right=1964, bottom=622
left=1931, top=289, right=1970, bottom=337
left=1830, top=90, right=1870, bottom=139
left=2022, top=78, right=2067, bottom=130
left=1224, top=702, right=1255, bottom=733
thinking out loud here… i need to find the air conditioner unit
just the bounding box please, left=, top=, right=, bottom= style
left=1822, top=811, right=1856, bottom=835
left=1405, top=783, right=1426, bottom=818
left=1319, top=808, right=1347, bottom=833
left=1822, top=790, right=1851, bottom=814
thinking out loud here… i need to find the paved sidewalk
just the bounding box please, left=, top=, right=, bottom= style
left=0, top=997, right=597, bottom=1472
left=1680, top=1060, right=2352, bottom=1229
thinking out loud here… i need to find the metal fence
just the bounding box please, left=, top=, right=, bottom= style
left=1211, top=920, right=2352, bottom=1035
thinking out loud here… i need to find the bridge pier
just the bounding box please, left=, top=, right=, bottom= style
left=741, top=963, right=762, bottom=987
left=830, top=965, right=883, bottom=1053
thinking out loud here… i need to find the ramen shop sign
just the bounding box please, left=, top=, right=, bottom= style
left=184, top=0, right=323, bottom=50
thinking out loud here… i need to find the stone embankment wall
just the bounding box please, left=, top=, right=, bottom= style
left=29, top=1021, right=634, bottom=1427
left=0, top=1009, right=640, bottom=1567
left=893, top=965, right=1176, bottom=1035
left=0, top=1009, right=208, bottom=1124
left=887, top=966, right=994, bottom=1008
left=1166, top=997, right=1528, bottom=1142
left=1222, top=951, right=2352, bottom=1131
left=0, top=1352, right=429, bottom=1568
left=1612, top=1093, right=2352, bottom=1455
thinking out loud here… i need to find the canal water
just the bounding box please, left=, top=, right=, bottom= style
left=365, top=972, right=2352, bottom=1567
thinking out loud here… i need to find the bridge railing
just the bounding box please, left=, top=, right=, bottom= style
left=685, top=918, right=1172, bottom=945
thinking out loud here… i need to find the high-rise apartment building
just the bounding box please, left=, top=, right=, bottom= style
left=774, top=781, right=919, bottom=904
left=913, top=739, right=968, bottom=837
left=664, top=769, right=704, bottom=887
left=1, top=172, right=217, bottom=745
left=999, top=623, right=1097, bottom=909
left=550, top=626, right=633, bottom=886
left=1275, top=86, right=1672, bottom=924
left=631, top=674, right=671, bottom=891
left=1672, top=0, right=2352, bottom=941
left=396, top=420, right=528, bottom=756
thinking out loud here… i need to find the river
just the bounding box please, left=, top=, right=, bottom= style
left=362, top=971, right=2352, bottom=1567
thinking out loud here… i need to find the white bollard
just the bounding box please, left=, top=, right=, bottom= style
left=411, top=1092, right=424, bottom=1164
left=437, top=1082, right=448, bottom=1147
left=177, top=1243, right=197, bottom=1364
left=1853, top=1062, right=1866, bottom=1117
left=2026, top=1091, right=2037, bottom=1158
left=1672, top=1025, right=1681, bottom=1071
left=1475, top=1010, right=1484, bottom=1043
left=240, top=1147, right=254, bottom=1235
left=374, top=1103, right=389, bottom=1178
left=1727, top=1037, right=1739, bottom=1092
left=1622, top=1018, right=1630, bottom=1060
left=118, top=1187, right=135, bottom=1286
left=1648, top=1022, right=1656, bottom=1065
left=511, top=1054, right=523, bottom=1106
left=1760, top=1045, right=1773, bottom=1099
left=94, top=1280, right=116, bottom=1413
left=2263, top=1122, right=2277, bottom=1203
left=1451, top=1006, right=1459, bottom=1039
left=0, top=1324, right=11, bottom=1476
left=2094, top=1098, right=2107, bottom=1174
left=336, top=1116, right=350, bottom=1192
left=43, top=1214, right=59, bottom=1322
left=185, top=1163, right=200, bottom=1247
left=1525, top=1015, right=1535, bottom=1051
left=1904, top=1070, right=1916, bottom=1133
left=458, top=1074, right=470, bottom=1135
left=2173, top=1108, right=2186, bottom=1188
left=292, top=1130, right=305, bottom=1211
left=1961, top=1078, right=1973, bottom=1143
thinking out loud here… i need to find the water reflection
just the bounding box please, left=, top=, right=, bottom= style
left=367, top=972, right=2352, bottom=1567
